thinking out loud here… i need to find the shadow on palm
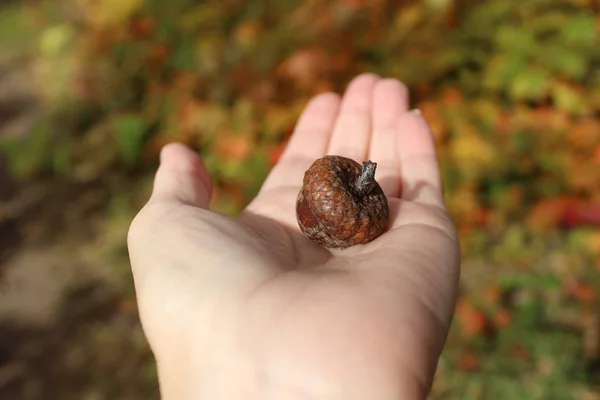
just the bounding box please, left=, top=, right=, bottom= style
left=239, top=175, right=455, bottom=270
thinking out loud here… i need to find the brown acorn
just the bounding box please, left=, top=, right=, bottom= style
left=296, top=155, right=390, bottom=249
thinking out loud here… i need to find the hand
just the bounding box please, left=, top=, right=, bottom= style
left=128, top=74, right=460, bottom=400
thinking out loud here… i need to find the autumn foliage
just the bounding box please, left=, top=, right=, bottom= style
left=0, top=0, right=599, bottom=398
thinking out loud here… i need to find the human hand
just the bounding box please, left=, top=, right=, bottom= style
left=127, top=74, right=460, bottom=400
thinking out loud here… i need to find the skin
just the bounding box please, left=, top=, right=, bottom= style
left=127, top=74, right=461, bottom=400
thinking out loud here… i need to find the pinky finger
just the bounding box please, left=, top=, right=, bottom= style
left=397, top=110, right=445, bottom=208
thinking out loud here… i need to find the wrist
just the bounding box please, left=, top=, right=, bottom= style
left=158, top=361, right=428, bottom=400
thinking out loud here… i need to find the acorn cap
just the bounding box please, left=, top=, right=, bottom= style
left=296, top=155, right=390, bottom=248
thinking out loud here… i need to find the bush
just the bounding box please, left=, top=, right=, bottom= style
left=1, top=0, right=599, bottom=398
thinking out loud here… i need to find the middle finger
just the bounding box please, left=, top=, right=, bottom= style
left=326, top=73, right=380, bottom=162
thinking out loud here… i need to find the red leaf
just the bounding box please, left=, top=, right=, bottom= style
left=456, top=299, right=489, bottom=338
left=562, top=201, right=600, bottom=227
left=526, top=198, right=567, bottom=231
left=594, top=145, right=600, bottom=164
left=267, top=143, right=286, bottom=167
left=493, top=309, right=512, bottom=328
left=564, top=280, right=596, bottom=303
left=527, top=197, right=600, bottom=230
left=214, top=133, right=253, bottom=161
left=147, top=43, right=169, bottom=70
left=473, top=207, right=492, bottom=227
left=458, top=349, right=481, bottom=372
left=442, top=87, right=463, bottom=104
left=482, top=284, right=500, bottom=306
left=129, top=16, right=155, bottom=39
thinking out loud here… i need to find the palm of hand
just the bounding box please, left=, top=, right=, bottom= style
left=128, top=75, right=460, bottom=399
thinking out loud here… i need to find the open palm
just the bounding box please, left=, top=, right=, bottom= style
left=128, top=74, right=460, bottom=400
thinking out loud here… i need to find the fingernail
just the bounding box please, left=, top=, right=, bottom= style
left=410, top=108, right=421, bottom=115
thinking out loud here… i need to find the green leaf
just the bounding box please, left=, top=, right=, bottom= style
left=508, top=66, right=551, bottom=101
left=551, top=82, right=589, bottom=115
left=0, top=3, right=37, bottom=55
left=495, top=25, right=537, bottom=56
left=561, top=14, right=597, bottom=44
left=113, top=114, right=150, bottom=165
left=510, top=130, right=534, bottom=153
left=171, top=40, right=196, bottom=71
left=52, top=141, right=71, bottom=174
left=483, top=54, right=526, bottom=91
left=241, top=148, right=270, bottom=198
left=537, top=45, right=587, bottom=80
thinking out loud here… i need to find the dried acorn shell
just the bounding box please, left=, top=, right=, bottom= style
left=296, top=155, right=390, bottom=249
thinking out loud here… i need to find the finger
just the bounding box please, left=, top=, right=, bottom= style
left=327, top=73, right=379, bottom=162
left=397, top=111, right=444, bottom=208
left=149, top=142, right=212, bottom=208
left=368, top=78, right=410, bottom=197
left=257, top=92, right=341, bottom=193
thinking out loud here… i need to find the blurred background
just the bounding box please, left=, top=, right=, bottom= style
left=0, top=0, right=599, bottom=398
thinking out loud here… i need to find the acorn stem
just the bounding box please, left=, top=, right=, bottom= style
left=354, top=161, right=377, bottom=197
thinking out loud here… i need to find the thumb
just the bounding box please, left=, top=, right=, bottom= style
left=149, top=143, right=213, bottom=208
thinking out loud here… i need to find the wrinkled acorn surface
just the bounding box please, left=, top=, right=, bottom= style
left=296, top=155, right=390, bottom=249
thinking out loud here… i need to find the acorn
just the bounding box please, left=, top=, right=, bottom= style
left=296, top=155, right=390, bottom=249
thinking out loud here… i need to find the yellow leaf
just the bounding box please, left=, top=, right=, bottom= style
left=40, top=25, right=75, bottom=56
left=78, top=0, right=144, bottom=30
left=446, top=184, right=480, bottom=226
left=450, top=126, right=498, bottom=181
left=234, top=20, right=262, bottom=49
